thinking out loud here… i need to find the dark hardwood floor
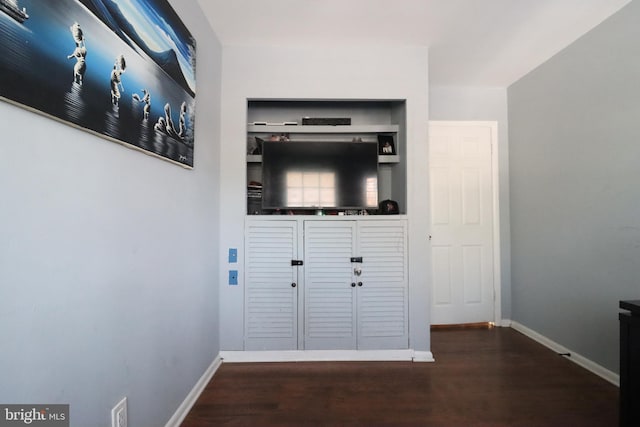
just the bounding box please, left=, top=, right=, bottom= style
left=182, top=327, right=618, bottom=426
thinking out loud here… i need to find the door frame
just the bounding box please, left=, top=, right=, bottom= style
left=428, top=121, right=502, bottom=325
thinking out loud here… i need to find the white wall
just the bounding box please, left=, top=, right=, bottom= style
left=508, top=1, right=640, bottom=373
left=0, top=1, right=222, bottom=425
left=429, top=86, right=511, bottom=319
left=219, top=45, right=431, bottom=352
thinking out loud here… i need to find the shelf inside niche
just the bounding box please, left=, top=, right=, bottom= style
left=378, top=155, right=400, bottom=164
left=246, top=154, right=399, bottom=164
left=247, top=124, right=399, bottom=134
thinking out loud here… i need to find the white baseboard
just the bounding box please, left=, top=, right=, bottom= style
left=220, top=349, right=432, bottom=363
left=510, top=321, right=619, bottom=386
left=498, top=318, right=512, bottom=327
left=412, top=351, right=435, bottom=362
left=165, top=355, right=223, bottom=427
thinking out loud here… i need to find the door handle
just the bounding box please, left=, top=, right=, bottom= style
left=291, top=282, right=297, bottom=288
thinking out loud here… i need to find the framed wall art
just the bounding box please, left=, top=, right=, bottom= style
left=0, top=0, right=197, bottom=167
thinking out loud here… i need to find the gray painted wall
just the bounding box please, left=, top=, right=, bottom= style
left=0, top=1, right=222, bottom=425
left=508, top=1, right=640, bottom=373
left=429, top=86, right=512, bottom=320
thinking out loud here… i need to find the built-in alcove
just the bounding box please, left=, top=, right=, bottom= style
left=246, top=99, right=407, bottom=215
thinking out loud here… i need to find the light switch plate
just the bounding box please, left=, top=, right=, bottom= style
left=228, top=270, right=238, bottom=285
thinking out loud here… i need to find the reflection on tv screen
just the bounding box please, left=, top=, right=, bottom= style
left=262, top=141, right=378, bottom=209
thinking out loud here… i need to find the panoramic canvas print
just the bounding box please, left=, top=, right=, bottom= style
left=0, top=0, right=196, bottom=167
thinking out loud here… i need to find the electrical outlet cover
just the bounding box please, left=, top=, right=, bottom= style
left=111, top=397, right=127, bottom=427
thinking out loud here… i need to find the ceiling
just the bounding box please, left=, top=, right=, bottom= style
left=195, top=0, right=630, bottom=87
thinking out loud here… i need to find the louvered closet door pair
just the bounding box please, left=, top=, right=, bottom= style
left=304, top=220, right=408, bottom=350
left=245, top=219, right=408, bottom=351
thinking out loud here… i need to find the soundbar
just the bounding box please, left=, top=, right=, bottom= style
left=302, top=117, right=351, bottom=126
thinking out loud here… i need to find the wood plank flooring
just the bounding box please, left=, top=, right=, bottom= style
left=181, top=327, right=618, bottom=426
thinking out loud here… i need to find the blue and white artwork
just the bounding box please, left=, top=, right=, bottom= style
left=0, top=0, right=196, bottom=167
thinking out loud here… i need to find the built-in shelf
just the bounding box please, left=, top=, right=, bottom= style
left=246, top=154, right=399, bottom=164
left=378, top=155, right=400, bottom=164
left=248, top=124, right=399, bottom=134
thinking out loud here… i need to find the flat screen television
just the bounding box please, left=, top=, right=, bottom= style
left=261, top=140, right=378, bottom=210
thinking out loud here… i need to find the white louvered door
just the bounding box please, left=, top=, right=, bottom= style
left=357, top=220, right=408, bottom=349
left=245, top=220, right=299, bottom=350
left=303, top=219, right=408, bottom=350
left=304, top=221, right=357, bottom=350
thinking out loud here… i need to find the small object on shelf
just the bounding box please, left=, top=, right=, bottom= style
left=247, top=181, right=263, bottom=215
left=268, top=134, right=289, bottom=142
left=378, top=199, right=399, bottom=214
left=378, top=134, right=396, bottom=155
left=247, top=136, right=264, bottom=155
left=249, top=121, right=267, bottom=125
left=302, top=117, right=351, bottom=126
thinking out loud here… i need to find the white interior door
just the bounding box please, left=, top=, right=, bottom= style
left=429, top=122, right=497, bottom=325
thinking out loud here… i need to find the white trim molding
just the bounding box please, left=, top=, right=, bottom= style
left=499, top=319, right=512, bottom=327
left=220, top=349, right=434, bottom=363
left=165, top=355, right=223, bottom=427
left=510, top=321, right=619, bottom=386
left=412, top=351, right=435, bottom=362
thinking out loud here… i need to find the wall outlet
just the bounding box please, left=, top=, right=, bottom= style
left=111, top=397, right=127, bottom=427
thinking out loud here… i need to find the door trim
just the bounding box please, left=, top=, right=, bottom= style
left=428, top=121, right=502, bottom=325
